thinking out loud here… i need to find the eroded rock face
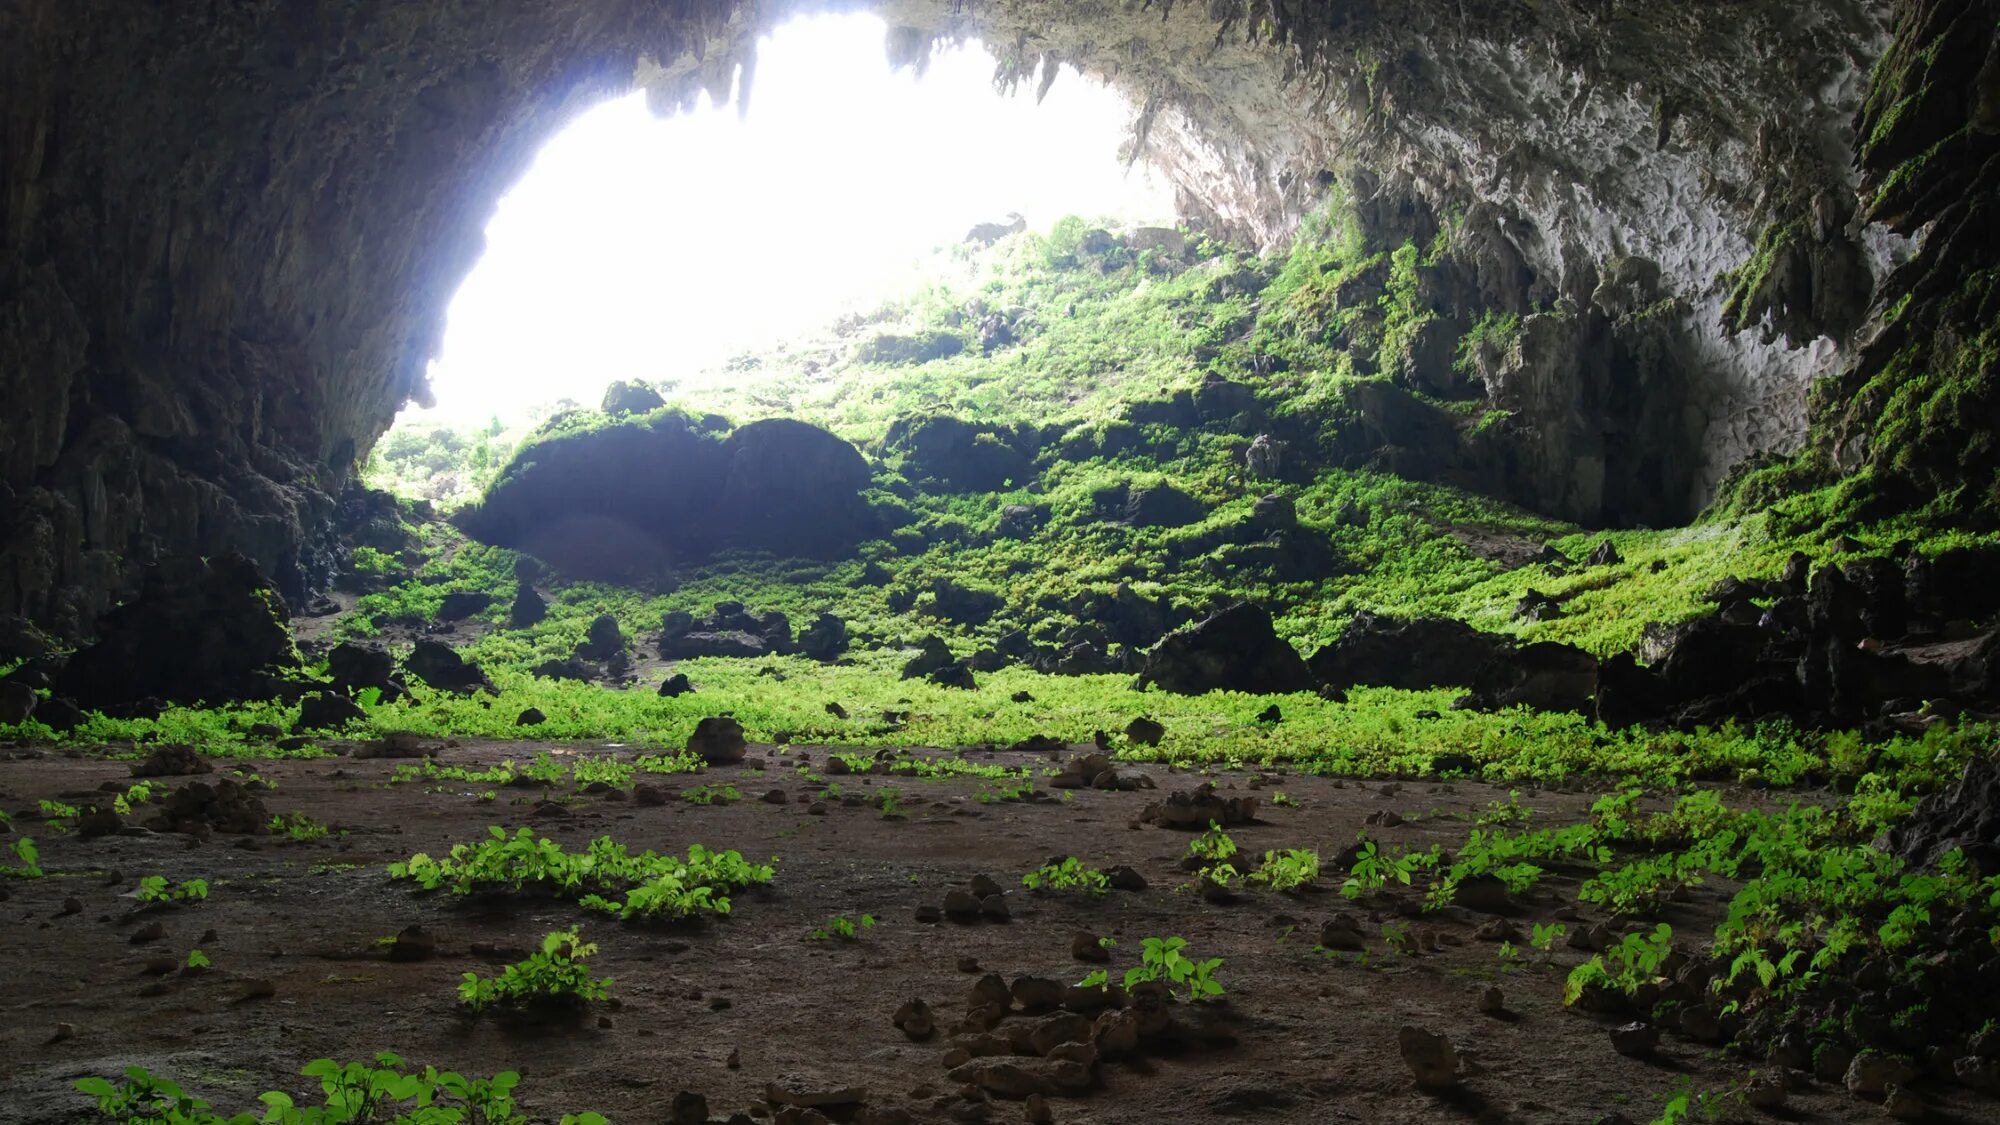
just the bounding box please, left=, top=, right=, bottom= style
left=1135, top=602, right=1315, bottom=696
left=0, top=0, right=1949, bottom=632
left=54, top=554, right=300, bottom=709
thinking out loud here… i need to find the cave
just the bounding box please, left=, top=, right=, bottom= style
left=4, top=1, right=1999, bottom=1121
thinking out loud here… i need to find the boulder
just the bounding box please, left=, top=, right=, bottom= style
left=403, top=640, right=493, bottom=693
left=1123, top=482, right=1206, bottom=527
left=0, top=680, right=36, bottom=725
left=575, top=614, right=625, bottom=663
left=509, top=585, right=548, bottom=627
left=659, top=631, right=768, bottom=659
left=460, top=411, right=873, bottom=577
left=1309, top=612, right=1596, bottom=713
left=436, top=591, right=492, bottom=621
left=600, top=379, right=665, bottom=415
left=901, top=635, right=958, bottom=681
left=1884, top=750, right=2000, bottom=877
left=688, top=716, right=747, bottom=764
left=54, top=553, right=300, bottom=708
left=658, top=673, right=694, bottom=697
left=294, top=691, right=365, bottom=731
left=796, top=613, right=849, bottom=661
left=1135, top=603, right=1315, bottom=695
left=887, top=415, right=1033, bottom=492
left=0, top=614, right=54, bottom=663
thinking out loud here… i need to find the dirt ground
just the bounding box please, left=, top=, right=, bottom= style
left=4, top=738, right=1998, bottom=1125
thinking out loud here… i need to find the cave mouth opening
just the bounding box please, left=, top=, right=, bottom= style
left=405, top=10, right=1175, bottom=435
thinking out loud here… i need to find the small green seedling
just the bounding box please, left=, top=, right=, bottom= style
left=1022, top=857, right=1109, bottom=894
left=805, top=914, right=876, bottom=941
left=135, top=876, right=210, bottom=905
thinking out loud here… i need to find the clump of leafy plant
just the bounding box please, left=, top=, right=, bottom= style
left=3, top=836, right=42, bottom=878
left=459, top=929, right=611, bottom=1015
left=391, top=826, right=774, bottom=922
left=1341, top=834, right=1439, bottom=899
left=1565, top=922, right=1676, bottom=1005
left=1187, top=821, right=1239, bottom=864
left=1022, top=857, right=1109, bottom=894
left=1078, top=935, right=1225, bottom=1003
left=680, top=783, right=741, bottom=805
left=76, top=1051, right=608, bottom=1124
left=270, top=812, right=332, bottom=841
left=135, top=876, right=210, bottom=905
left=1248, top=848, right=1320, bottom=892
left=805, top=913, right=876, bottom=941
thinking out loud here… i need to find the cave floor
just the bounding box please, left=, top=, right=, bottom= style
left=2, top=743, right=1994, bottom=1125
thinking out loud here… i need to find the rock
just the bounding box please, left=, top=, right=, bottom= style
left=1024, top=1093, right=1053, bottom=1124
left=1609, top=1021, right=1658, bottom=1057
left=1141, top=782, right=1257, bottom=829
left=1103, top=866, right=1147, bottom=891
left=130, top=744, right=210, bottom=778
left=759, top=788, right=787, bottom=804
left=129, top=920, right=168, bottom=943
left=942, top=890, right=982, bottom=922
left=688, top=716, right=747, bottom=764
left=1071, top=933, right=1111, bottom=963
left=1883, top=1085, right=1924, bottom=1120
left=901, top=635, right=958, bottom=681
left=601, top=379, right=665, bottom=415
left=1473, top=918, right=1520, bottom=942
left=387, top=924, right=438, bottom=962
left=515, top=707, right=546, bottom=726
left=1318, top=915, right=1367, bottom=952
left=575, top=613, right=625, bottom=663
left=436, top=590, right=492, bottom=621
left=531, top=658, right=594, bottom=682
left=1452, top=873, right=1514, bottom=913
left=1124, top=716, right=1165, bottom=746
left=1123, top=482, right=1206, bottom=527
left=1397, top=1025, right=1459, bottom=1089
left=0, top=679, right=35, bottom=724
left=1846, top=1051, right=1916, bottom=1097
left=665, top=1090, right=708, bottom=1125
left=294, top=691, right=365, bottom=731
left=888, top=415, right=1032, bottom=491
left=1135, top=603, right=1315, bottom=695
left=510, top=586, right=548, bottom=627
left=461, top=414, right=875, bottom=577
left=929, top=663, right=978, bottom=690
left=969, top=874, right=1003, bottom=898
left=797, top=614, right=849, bottom=661
left=979, top=894, right=1010, bottom=921
left=658, top=673, right=694, bottom=698
left=1586, top=540, right=1622, bottom=566
left=55, top=553, right=301, bottom=708
left=894, top=998, right=936, bottom=1041
left=1307, top=611, right=1597, bottom=713
left=763, top=1079, right=867, bottom=1110
left=1744, top=1073, right=1787, bottom=1110
left=1886, top=750, right=2000, bottom=876
left=403, top=640, right=493, bottom=693
left=1010, top=977, right=1064, bottom=1014
left=1476, top=986, right=1505, bottom=1016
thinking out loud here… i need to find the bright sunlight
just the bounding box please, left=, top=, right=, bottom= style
left=413, top=12, right=1174, bottom=424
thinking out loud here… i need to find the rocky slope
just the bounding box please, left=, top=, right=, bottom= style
left=2, top=0, right=1988, bottom=636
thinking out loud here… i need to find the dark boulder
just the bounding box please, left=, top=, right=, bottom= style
left=436, top=591, right=493, bottom=621
left=510, top=585, right=548, bottom=627
left=295, top=691, right=366, bottom=732
left=326, top=642, right=410, bottom=703
left=661, top=631, right=768, bottom=659
left=797, top=614, right=850, bottom=661
left=658, top=673, right=694, bottom=697
left=929, top=663, right=978, bottom=690
left=55, top=553, right=300, bottom=709
left=600, top=379, right=665, bottom=415
left=995, top=504, right=1050, bottom=539
left=888, top=415, right=1034, bottom=492
left=531, top=658, right=593, bottom=682
left=1310, top=612, right=1597, bottom=714
left=403, top=640, right=493, bottom=693
left=1135, top=603, right=1315, bottom=695
left=901, top=635, right=958, bottom=681
left=1585, top=540, right=1622, bottom=567
left=1123, top=483, right=1207, bottom=528
left=0, top=614, right=54, bottom=664
left=688, top=716, right=748, bottom=764
left=925, top=579, right=1003, bottom=626
left=0, top=680, right=36, bottom=725
left=576, top=614, right=625, bottom=663
left=1884, top=750, right=2000, bottom=878
left=460, top=411, right=873, bottom=578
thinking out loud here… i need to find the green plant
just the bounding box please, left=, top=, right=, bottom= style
left=805, top=913, right=876, bottom=941
left=76, top=1052, right=607, bottom=1124
left=458, top=930, right=611, bottom=1013
left=1566, top=922, right=1675, bottom=1005
left=1187, top=822, right=1238, bottom=864
left=135, top=876, right=210, bottom=904
left=680, top=783, right=741, bottom=805
left=392, top=827, right=775, bottom=922
left=4, top=836, right=42, bottom=878
left=1247, top=848, right=1320, bottom=892
left=186, top=949, right=211, bottom=970
left=270, top=812, right=332, bottom=841
left=1121, top=936, right=1225, bottom=1003
left=1022, top=857, right=1109, bottom=894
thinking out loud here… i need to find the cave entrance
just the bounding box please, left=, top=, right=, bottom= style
left=392, top=11, right=1171, bottom=457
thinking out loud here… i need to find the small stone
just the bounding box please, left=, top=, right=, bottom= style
left=894, top=998, right=937, bottom=1041
left=979, top=894, right=1010, bottom=921
left=1010, top=977, right=1064, bottom=1014
left=1473, top=918, right=1520, bottom=942
left=1609, top=1022, right=1659, bottom=1057
left=1398, top=1025, right=1458, bottom=1089
left=128, top=921, right=167, bottom=944
left=1476, top=986, right=1505, bottom=1016
left=1743, top=1074, right=1787, bottom=1110
left=1024, top=1093, right=1054, bottom=1124
left=760, top=788, right=788, bottom=804
left=1104, top=866, right=1147, bottom=892
left=668, top=1091, right=708, bottom=1125
left=1883, top=1084, right=1924, bottom=1120
left=943, top=890, right=982, bottom=921
left=45, top=1023, right=75, bottom=1045
left=387, top=924, right=437, bottom=962
left=708, top=996, right=732, bottom=1011
left=914, top=905, right=943, bottom=924
left=597, top=1015, right=614, bottom=1029
left=726, top=1048, right=741, bottom=1069
left=1318, top=915, right=1366, bottom=952
left=515, top=708, right=546, bottom=726
left=957, top=956, right=982, bottom=974
left=969, top=874, right=1004, bottom=898
left=807, top=801, right=828, bottom=815
left=234, top=978, right=276, bottom=1002
left=58, top=897, right=82, bottom=916
left=1070, top=933, right=1110, bottom=963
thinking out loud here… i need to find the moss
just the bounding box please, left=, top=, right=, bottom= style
left=1719, top=217, right=1804, bottom=334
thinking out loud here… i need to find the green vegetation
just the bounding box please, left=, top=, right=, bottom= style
left=78, top=1053, right=607, bottom=1125
left=805, top=914, right=876, bottom=942
left=134, top=876, right=210, bottom=905
left=1117, top=935, right=1226, bottom=1003
left=458, top=929, right=611, bottom=1014
left=390, top=827, right=774, bottom=922
left=1021, top=857, right=1109, bottom=894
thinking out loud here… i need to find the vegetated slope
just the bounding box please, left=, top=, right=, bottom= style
left=372, top=207, right=1851, bottom=674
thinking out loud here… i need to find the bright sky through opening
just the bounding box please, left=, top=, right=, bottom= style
left=414, top=12, right=1175, bottom=424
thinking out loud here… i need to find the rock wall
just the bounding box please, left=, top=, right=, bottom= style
left=0, top=0, right=1938, bottom=632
